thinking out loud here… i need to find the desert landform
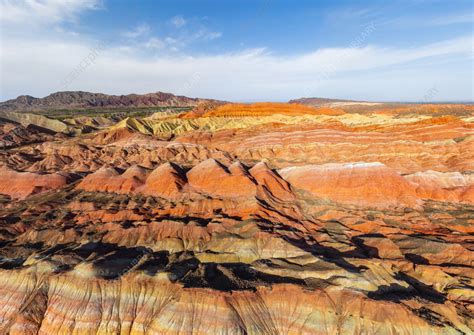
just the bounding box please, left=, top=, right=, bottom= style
left=0, top=91, right=473, bottom=334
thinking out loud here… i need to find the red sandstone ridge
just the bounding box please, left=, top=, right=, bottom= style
left=118, top=165, right=149, bottom=192
left=0, top=166, right=69, bottom=199
left=406, top=170, right=474, bottom=203
left=279, top=162, right=421, bottom=208
left=76, top=160, right=294, bottom=202
left=74, top=160, right=474, bottom=207
left=142, top=162, right=187, bottom=198
left=181, top=102, right=346, bottom=118
left=77, top=165, right=150, bottom=194
left=249, top=161, right=295, bottom=201
left=187, top=159, right=257, bottom=198
left=405, top=170, right=474, bottom=189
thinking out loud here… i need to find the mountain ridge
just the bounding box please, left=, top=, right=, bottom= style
left=0, top=91, right=220, bottom=112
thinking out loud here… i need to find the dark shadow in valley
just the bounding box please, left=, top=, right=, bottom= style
left=136, top=250, right=170, bottom=276
left=404, top=253, right=430, bottom=265
left=368, top=271, right=446, bottom=304
left=90, top=244, right=151, bottom=280
left=156, top=215, right=212, bottom=227
left=165, top=251, right=305, bottom=291
left=255, top=217, right=363, bottom=273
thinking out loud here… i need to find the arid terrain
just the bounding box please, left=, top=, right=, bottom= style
left=0, top=92, right=473, bottom=334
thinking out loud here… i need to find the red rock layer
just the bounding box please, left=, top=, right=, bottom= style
left=142, top=162, right=186, bottom=198
left=0, top=102, right=473, bottom=334
left=1, top=271, right=458, bottom=335
left=74, top=160, right=474, bottom=208
left=187, top=159, right=257, bottom=198
left=279, top=162, right=420, bottom=208
left=0, top=166, right=68, bottom=199
left=177, top=115, right=474, bottom=174
left=77, top=165, right=149, bottom=194
left=198, top=102, right=346, bottom=117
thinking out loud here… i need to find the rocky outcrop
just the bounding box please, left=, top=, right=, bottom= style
left=77, top=165, right=149, bottom=194
left=0, top=111, right=70, bottom=133
left=142, top=162, right=186, bottom=198
left=0, top=120, right=57, bottom=149
left=279, top=162, right=421, bottom=208
left=187, top=159, right=257, bottom=198
left=0, top=91, right=218, bottom=112
left=72, top=160, right=474, bottom=208
left=1, top=271, right=465, bottom=335
left=0, top=166, right=70, bottom=199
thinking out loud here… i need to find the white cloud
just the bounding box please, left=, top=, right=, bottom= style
left=170, top=15, right=186, bottom=28
left=141, top=36, right=182, bottom=52
left=143, top=37, right=164, bottom=49
left=0, top=0, right=100, bottom=25
left=138, top=28, right=221, bottom=52
left=426, top=13, right=473, bottom=26
left=384, top=12, right=474, bottom=29
left=121, top=19, right=220, bottom=52
left=165, top=37, right=178, bottom=44
left=193, top=28, right=222, bottom=41
left=0, top=0, right=472, bottom=102
left=1, top=31, right=472, bottom=101
left=123, top=23, right=151, bottom=38
left=204, top=31, right=222, bottom=40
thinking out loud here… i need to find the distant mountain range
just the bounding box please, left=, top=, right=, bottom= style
left=0, top=91, right=217, bottom=112
left=289, top=97, right=365, bottom=106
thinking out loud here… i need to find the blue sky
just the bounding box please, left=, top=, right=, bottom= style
left=1, top=0, right=472, bottom=101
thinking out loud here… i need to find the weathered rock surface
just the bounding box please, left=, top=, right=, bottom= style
left=0, top=166, right=70, bottom=199
left=279, top=162, right=421, bottom=208
left=0, top=101, right=473, bottom=334
left=187, top=159, right=257, bottom=198
left=0, top=111, right=70, bottom=134
left=0, top=90, right=220, bottom=111
left=142, top=162, right=187, bottom=198
left=0, top=119, right=60, bottom=149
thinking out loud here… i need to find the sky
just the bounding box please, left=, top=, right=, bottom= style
left=0, top=0, right=473, bottom=102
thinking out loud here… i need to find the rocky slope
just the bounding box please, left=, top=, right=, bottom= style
left=292, top=97, right=474, bottom=116
left=0, top=91, right=216, bottom=112
left=0, top=119, right=61, bottom=149
left=0, top=101, right=473, bottom=334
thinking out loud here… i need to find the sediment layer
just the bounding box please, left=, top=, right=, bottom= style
left=0, top=102, right=473, bottom=334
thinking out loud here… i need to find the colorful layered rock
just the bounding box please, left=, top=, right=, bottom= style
left=0, top=166, right=69, bottom=199
left=0, top=102, right=473, bottom=334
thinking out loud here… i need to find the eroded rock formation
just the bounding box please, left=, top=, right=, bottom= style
left=0, top=101, right=473, bottom=334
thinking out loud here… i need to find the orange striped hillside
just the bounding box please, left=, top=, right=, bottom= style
left=198, top=102, right=345, bottom=117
